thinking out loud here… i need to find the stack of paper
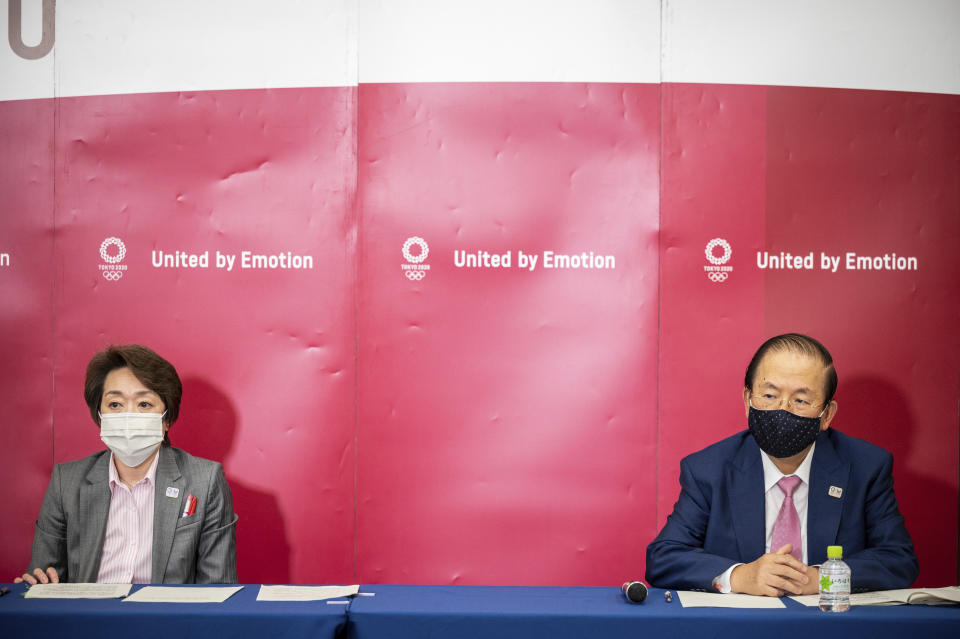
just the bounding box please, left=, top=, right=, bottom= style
left=791, top=587, right=960, bottom=607
left=24, top=584, right=131, bottom=599
left=256, top=585, right=360, bottom=601
left=122, top=586, right=243, bottom=603
left=677, top=591, right=786, bottom=608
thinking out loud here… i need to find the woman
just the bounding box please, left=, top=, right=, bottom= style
left=16, top=344, right=237, bottom=584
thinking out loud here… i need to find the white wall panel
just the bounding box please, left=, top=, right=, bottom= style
left=1, top=0, right=358, bottom=101
left=663, top=0, right=960, bottom=95
left=359, top=0, right=661, bottom=83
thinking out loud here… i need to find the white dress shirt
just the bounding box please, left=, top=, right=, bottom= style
left=714, top=443, right=816, bottom=593
left=96, top=452, right=158, bottom=583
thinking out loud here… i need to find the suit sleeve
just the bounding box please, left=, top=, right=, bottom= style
left=28, top=465, right=70, bottom=581
left=645, top=458, right=740, bottom=590
left=194, top=464, right=238, bottom=584
left=844, top=451, right=918, bottom=591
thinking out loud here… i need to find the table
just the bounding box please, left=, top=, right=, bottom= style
left=3, top=583, right=957, bottom=639
left=0, top=583, right=348, bottom=639
left=346, top=585, right=960, bottom=639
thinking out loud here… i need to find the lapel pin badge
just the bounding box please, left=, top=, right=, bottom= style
left=181, top=494, right=197, bottom=518
left=166, top=487, right=180, bottom=498
left=828, top=485, right=843, bottom=499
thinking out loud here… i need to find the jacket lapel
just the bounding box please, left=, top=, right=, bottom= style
left=807, top=430, right=849, bottom=565
left=78, top=453, right=112, bottom=582
left=728, top=434, right=766, bottom=562
left=152, top=447, right=184, bottom=583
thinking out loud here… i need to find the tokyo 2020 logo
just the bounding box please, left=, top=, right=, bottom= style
left=401, top=237, right=430, bottom=281
left=704, top=238, right=732, bottom=283
left=99, top=237, right=128, bottom=281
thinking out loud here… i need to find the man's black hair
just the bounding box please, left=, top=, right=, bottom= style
left=744, top=333, right=837, bottom=405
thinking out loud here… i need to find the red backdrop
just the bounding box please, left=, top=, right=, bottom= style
left=356, top=83, right=660, bottom=584
left=659, top=83, right=960, bottom=588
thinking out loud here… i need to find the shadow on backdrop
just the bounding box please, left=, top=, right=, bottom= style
left=839, top=375, right=956, bottom=587
left=175, top=377, right=291, bottom=584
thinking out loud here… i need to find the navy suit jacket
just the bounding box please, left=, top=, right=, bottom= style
left=645, top=429, right=918, bottom=592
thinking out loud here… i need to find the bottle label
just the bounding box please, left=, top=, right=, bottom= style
left=820, top=573, right=851, bottom=594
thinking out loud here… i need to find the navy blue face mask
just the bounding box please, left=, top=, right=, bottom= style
left=748, top=406, right=822, bottom=458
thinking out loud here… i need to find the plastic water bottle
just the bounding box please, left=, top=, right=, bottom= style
left=819, top=545, right=851, bottom=612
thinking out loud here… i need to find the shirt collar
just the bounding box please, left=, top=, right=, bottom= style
left=761, top=441, right=816, bottom=493
left=108, top=448, right=161, bottom=488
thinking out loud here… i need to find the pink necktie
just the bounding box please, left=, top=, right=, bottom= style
left=771, top=475, right=803, bottom=561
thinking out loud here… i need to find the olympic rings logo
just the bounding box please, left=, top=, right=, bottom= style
left=402, top=237, right=429, bottom=264
left=102, top=271, right=123, bottom=281
left=100, top=237, right=126, bottom=264
left=405, top=271, right=426, bottom=281
left=705, top=238, right=732, bottom=265
left=707, top=272, right=729, bottom=283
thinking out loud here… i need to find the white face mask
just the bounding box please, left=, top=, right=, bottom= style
left=99, top=411, right=166, bottom=468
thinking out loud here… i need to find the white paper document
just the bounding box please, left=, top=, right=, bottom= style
left=677, top=591, right=786, bottom=608
left=792, top=586, right=960, bottom=607
left=24, top=583, right=132, bottom=599
left=256, top=585, right=360, bottom=601
left=122, top=586, right=243, bottom=603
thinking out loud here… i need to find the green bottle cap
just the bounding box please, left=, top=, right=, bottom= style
left=827, top=545, right=843, bottom=559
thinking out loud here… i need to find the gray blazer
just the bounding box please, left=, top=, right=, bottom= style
left=28, top=446, right=238, bottom=583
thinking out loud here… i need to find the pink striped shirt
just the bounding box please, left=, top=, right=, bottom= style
left=96, top=452, right=158, bottom=583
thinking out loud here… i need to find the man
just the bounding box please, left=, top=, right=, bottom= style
left=16, top=345, right=237, bottom=584
left=646, top=334, right=917, bottom=595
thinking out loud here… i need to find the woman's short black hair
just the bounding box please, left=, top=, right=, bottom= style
left=83, top=344, right=182, bottom=430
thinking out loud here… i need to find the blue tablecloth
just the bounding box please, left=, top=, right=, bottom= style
left=3, top=583, right=957, bottom=639
left=346, top=585, right=960, bottom=639
left=0, top=583, right=348, bottom=639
